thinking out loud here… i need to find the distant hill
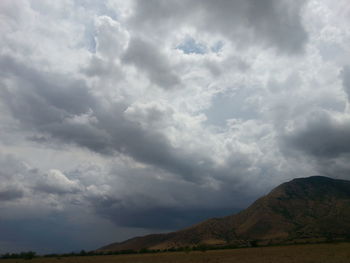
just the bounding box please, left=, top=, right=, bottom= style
left=98, top=176, right=350, bottom=251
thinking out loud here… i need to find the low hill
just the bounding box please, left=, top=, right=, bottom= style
left=98, top=176, right=350, bottom=251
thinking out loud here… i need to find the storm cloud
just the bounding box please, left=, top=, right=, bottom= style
left=342, top=66, right=350, bottom=101
left=0, top=0, right=350, bottom=254
left=130, top=0, right=308, bottom=54
left=283, top=111, right=350, bottom=158
left=122, top=37, right=181, bottom=89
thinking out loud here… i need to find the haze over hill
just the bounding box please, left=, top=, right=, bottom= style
left=99, top=176, right=350, bottom=251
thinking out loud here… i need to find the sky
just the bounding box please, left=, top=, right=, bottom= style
left=1, top=0, right=350, bottom=254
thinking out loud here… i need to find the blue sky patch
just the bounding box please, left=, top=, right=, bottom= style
left=177, top=37, right=207, bottom=54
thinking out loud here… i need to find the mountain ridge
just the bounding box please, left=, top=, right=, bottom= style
left=98, top=176, right=350, bottom=251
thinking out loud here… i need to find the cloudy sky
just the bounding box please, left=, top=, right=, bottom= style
left=1, top=0, right=350, bottom=254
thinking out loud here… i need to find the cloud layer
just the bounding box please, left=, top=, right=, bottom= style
left=1, top=0, right=350, bottom=253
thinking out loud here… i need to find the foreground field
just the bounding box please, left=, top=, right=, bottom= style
left=2, top=243, right=350, bottom=263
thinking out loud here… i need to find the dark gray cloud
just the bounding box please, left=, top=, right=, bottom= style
left=82, top=56, right=121, bottom=78
left=0, top=153, right=28, bottom=179
left=0, top=216, right=132, bottom=254
left=0, top=187, right=23, bottom=201
left=130, top=0, right=308, bottom=54
left=95, top=205, right=239, bottom=230
left=0, top=218, right=82, bottom=254
left=282, top=111, right=350, bottom=158
left=0, top=152, right=81, bottom=203
left=0, top=54, right=250, bottom=186
left=0, top=154, right=30, bottom=202
left=0, top=55, right=95, bottom=127
left=0, top=54, right=280, bottom=235
left=341, top=65, right=350, bottom=101
left=83, top=171, right=254, bottom=230
left=79, top=157, right=262, bottom=230
left=122, top=37, right=180, bottom=89
left=0, top=153, right=140, bottom=254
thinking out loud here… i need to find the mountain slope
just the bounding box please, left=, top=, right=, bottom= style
left=98, top=176, right=350, bottom=251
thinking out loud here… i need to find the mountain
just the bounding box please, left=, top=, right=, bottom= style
left=98, top=176, right=350, bottom=251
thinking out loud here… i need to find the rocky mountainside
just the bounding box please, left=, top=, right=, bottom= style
left=98, top=176, right=350, bottom=251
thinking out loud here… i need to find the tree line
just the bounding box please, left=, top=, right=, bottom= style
left=0, top=245, right=241, bottom=260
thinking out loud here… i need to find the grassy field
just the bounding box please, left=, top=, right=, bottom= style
left=2, top=243, right=350, bottom=263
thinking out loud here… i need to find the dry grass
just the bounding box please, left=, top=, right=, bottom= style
left=2, top=242, right=350, bottom=263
